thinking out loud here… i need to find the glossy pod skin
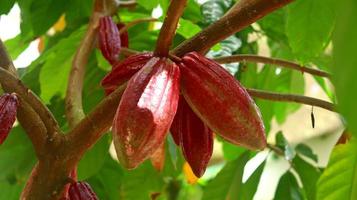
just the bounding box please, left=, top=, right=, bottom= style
left=101, top=53, right=153, bottom=95
left=98, top=16, right=121, bottom=65
left=68, top=182, right=98, bottom=200
left=113, top=57, right=180, bottom=169
left=179, top=52, right=266, bottom=150
left=171, top=97, right=213, bottom=177
left=117, top=23, right=129, bottom=48
left=0, top=93, right=19, bottom=145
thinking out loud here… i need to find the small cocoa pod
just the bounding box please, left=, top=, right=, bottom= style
left=171, top=97, right=213, bottom=177
left=117, top=23, right=129, bottom=48
left=113, top=57, right=180, bottom=169
left=0, top=93, right=19, bottom=145
left=101, top=53, right=153, bottom=95
left=150, top=143, right=165, bottom=171
left=98, top=16, right=121, bottom=65
left=68, top=182, right=98, bottom=200
left=179, top=52, right=266, bottom=150
left=60, top=167, right=78, bottom=199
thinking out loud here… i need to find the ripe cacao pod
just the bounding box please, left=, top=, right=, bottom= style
left=171, top=97, right=213, bottom=177
left=101, top=53, right=152, bottom=95
left=68, top=182, right=98, bottom=200
left=98, top=16, right=121, bottom=65
left=0, top=93, right=19, bottom=145
left=113, top=57, right=180, bottom=169
left=179, top=52, right=266, bottom=150
left=117, top=23, right=129, bottom=48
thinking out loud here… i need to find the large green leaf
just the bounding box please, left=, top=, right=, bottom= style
left=4, top=35, right=30, bottom=61
left=293, top=155, right=321, bottom=200
left=316, top=139, right=357, bottom=200
left=332, top=0, right=357, bottom=135
left=274, top=171, right=305, bottom=200
left=239, top=161, right=266, bottom=200
left=202, top=151, right=250, bottom=200
left=0, top=0, right=15, bottom=15
left=286, top=0, right=336, bottom=61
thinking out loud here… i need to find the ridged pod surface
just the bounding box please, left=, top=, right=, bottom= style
left=0, top=93, right=19, bottom=145
left=68, top=182, right=98, bottom=200
left=171, top=97, right=213, bottom=177
left=113, top=57, right=180, bottom=169
left=101, top=53, right=153, bottom=95
left=117, top=23, right=129, bottom=48
left=98, top=16, right=121, bottom=65
left=179, top=52, right=266, bottom=150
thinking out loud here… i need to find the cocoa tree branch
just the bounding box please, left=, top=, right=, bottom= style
left=119, top=17, right=158, bottom=34
left=214, top=55, right=332, bottom=79
left=154, top=0, right=187, bottom=56
left=0, top=68, right=62, bottom=138
left=247, top=88, right=336, bottom=112
left=119, top=0, right=137, bottom=8
left=65, top=83, right=126, bottom=162
left=172, top=0, right=294, bottom=56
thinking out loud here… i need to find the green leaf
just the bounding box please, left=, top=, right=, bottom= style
left=293, top=155, right=321, bottom=200
left=295, top=143, right=318, bottom=163
left=120, top=161, right=164, bottom=199
left=136, top=0, right=160, bottom=10
left=87, top=155, right=124, bottom=200
left=201, top=0, right=232, bottom=24
left=0, top=0, right=16, bottom=15
left=332, top=0, right=357, bottom=135
left=39, top=26, right=85, bottom=103
left=177, top=18, right=201, bottom=39
left=286, top=0, right=336, bottom=61
left=4, top=35, right=30, bottom=60
left=274, top=171, right=305, bottom=200
left=316, top=139, right=357, bottom=200
left=239, top=161, right=266, bottom=199
left=202, top=151, right=250, bottom=200
left=78, top=134, right=110, bottom=180
left=222, top=141, right=245, bottom=161
left=275, top=131, right=296, bottom=161
left=30, top=0, right=67, bottom=36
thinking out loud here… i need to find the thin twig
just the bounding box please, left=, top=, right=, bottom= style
left=247, top=88, right=336, bottom=112
left=0, top=68, right=62, bottom=137
left=119, top=0, right=137, bottom=8
left=214, top=55, right=332, bottom=79
left=119, top=18, right=158, bottom=34
left=173, top=0, right=294, bottom=56
left=154, top=0, right=187, bottom=56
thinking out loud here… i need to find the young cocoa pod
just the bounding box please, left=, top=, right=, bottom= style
left=150, top=143, right=165, bottom=171
left=0, top=93, right=19, bottom=145
left=117, top=23, right=129, bottom=48
left=101, top=53, right=153, bottom=95
left=68, top=182, right=98, bottom=200
left=171, top=97, right=213, bottom=177
left=60, top=168, right=78, bottom=200
left=113, top=57, right=180, bottom=169
left=99, top=16, right=121, bottom=65
left=179, top=52, right=266, bottom=150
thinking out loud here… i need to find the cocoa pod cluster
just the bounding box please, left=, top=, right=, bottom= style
left=68, top=182, right=98, bottom=200
left=101, top=50, right=266, bottom=177
left=0, top=93, right=19, bottom=145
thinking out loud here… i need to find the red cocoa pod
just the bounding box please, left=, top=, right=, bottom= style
left=117, top=23, right=129, bottom=48
left=179, top=52, right=266, bottom=150
left=60, top=167, right=78, bottom=200
left=113, top=57, right=180, bottom=169
left=101, top=53, right=153, bottom=95
left=99, top=16, right=121, bottom=65
left=171, top=97, right=213, bottom=177
left=150, top=143, right=165, bottom=171
left=68, top=182, right=98, bottom=200
left=0, top=93, right=19, bottom=145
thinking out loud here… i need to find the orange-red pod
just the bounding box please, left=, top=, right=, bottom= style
left=0, top=93, right=18, bottom=145
left=113, top=57, right=180, bottom=169
left=179, top=52, right=266, bottom=150
left=101, top=53, right=153, bottom=95
left=98, top=16, right=121, bottom=65
left=150, top=143, right=166, bottom=171
left=171, top=97, right=213, bottom=177
left=117, top=23, right=129, bottom=48
left=68, top=182, right=98, bottom=200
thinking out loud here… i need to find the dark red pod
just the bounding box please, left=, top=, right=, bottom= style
left=171, top=97, right=213, bottom=177
left=98, top=16, right=121, bottom=65
left=113, top=57, right=180, bottom=169
left=180, top=52, right=266, bottom=150
left=0, top=93, right=19, bottom=145
left=68, top=182, right=98, bottom=200
left=117, top=23, right=129, bottom=48
left=101, top=53, right=153, bottom=95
